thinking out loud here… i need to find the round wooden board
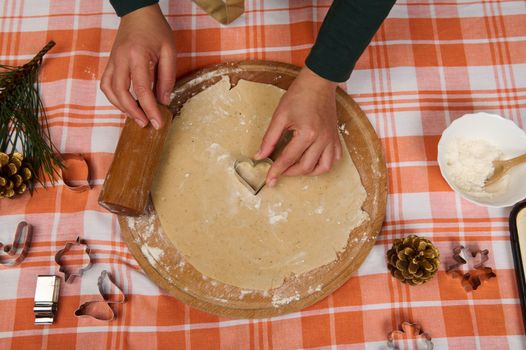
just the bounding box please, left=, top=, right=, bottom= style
left=118, top=61, right=387, bottom=318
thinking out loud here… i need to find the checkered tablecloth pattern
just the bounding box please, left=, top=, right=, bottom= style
left=1, top=0, right=526, bottom=349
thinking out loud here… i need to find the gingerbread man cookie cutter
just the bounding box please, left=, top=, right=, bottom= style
left=387, top=322, right=434, bottom=350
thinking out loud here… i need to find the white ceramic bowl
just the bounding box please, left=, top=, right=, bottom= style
left=437, top=112, right=526, bottom=207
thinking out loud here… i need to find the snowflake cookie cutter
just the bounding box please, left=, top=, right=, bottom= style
left=55, top=236, right=93, bottom=283
left=0, top=221, right=32, bottom=267
left=74, top=270, right=126, bottom=321
left=446, top=245, right=496, bottom=292
left=387, top=322, right=434, bottom=350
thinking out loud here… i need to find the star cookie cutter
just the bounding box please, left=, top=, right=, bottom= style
left=74, top=270, right=126, bottom=321
left=55, top=236, right=93, bottom=283
left=387, top=322, right=434, bottom=350
left=446, top=245, right=496, bottom=292
left=233, top=157, right=273, bottom=195
left=0, top=222, right=32, bottom=267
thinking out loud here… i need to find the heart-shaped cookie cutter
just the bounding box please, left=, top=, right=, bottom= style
left=233, top=157, right=273, bottom=195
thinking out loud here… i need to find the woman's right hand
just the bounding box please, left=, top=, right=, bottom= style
left=101, top=4, right=176, bottom=129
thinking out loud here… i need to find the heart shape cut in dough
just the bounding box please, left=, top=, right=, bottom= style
left=233, top=157, right=273, bottom=195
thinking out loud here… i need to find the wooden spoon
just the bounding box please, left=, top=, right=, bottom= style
left=485, top=152, right=526, bottom=187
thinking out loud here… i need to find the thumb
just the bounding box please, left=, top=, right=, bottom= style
left=255, top=113, right=287, bottom=160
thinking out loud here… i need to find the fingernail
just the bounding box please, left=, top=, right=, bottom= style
left=254, top=150, right=262, bottom=160
left=151, top=119, right=160, bottom=130
left=137, top=119, right=147, bottom=128
left=268, top=178, right=277, bottom=187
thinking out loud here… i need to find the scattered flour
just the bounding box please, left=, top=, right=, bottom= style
left=307, top=284, right=323, bottom=294
left=208, top=143, right=220, bottom=152
left=239, top=290, right=253, bottom=299
left=268, top=207, right=289, bottom=225
left=444, top=138, right=502, bottom=194
left=272, top=291, right=301, bottom=307
left=126, top=215, right=156, bottom=239
left=231, top=189, right=262, bottom=211
left=283, top=251, right=306, bottom=265
left=140, top=244, right=164, bottom=266
left=207, top=143, right=232, bottom=164
left=217, top=154, right=229, bottom=162
left=177, top=260, right=186, bottom=269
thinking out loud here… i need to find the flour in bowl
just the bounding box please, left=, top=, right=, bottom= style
left=444, top=138, right=502, bottom=194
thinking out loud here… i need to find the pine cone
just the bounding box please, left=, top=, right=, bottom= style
left=387, top=235, right=440, bottom=285
left=0, top=152, right=33, bottom=199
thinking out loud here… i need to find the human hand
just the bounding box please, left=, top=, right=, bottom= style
left=255, top=67, right=342, bottom=187
left=101, top=4, right=176, bottom=129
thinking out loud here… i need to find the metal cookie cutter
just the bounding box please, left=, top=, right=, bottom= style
left=446, top=245, right=496, bottom=292
left=34, top=275, right=61, bottom=325
left=0, top=221, right=32, bottom=267
left=74, top=270, right=126, bottom=321
left=387, top=322, right=434, bottom=350
left=233, top=157, right=273, bottom=195
left=60, top=154, right=91, bottom=193
left=55, top=237, right=93, bottom=283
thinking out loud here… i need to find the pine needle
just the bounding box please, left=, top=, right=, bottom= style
left=0, top=41, right=63, bottom=192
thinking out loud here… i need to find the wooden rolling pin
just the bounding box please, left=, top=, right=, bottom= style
left=98, top=104, right=173, bottom=216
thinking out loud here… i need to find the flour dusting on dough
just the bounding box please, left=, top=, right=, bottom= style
left=268, top=209, right=289, bottom=225
left=152, top=76, right=368, bottom=291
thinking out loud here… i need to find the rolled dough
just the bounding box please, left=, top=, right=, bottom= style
left=152, top=77, right=368, bottom=290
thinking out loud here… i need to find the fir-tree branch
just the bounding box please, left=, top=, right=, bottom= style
left=0, top=41, right=63, bottom=192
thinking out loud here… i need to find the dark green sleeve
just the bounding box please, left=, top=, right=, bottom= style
left=306, top=0, right=396, bottom=82
left=110, top=0, right=159, bottom=17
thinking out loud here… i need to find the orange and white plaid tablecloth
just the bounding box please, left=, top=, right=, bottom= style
left=1, top=0, right=526, bottom=349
